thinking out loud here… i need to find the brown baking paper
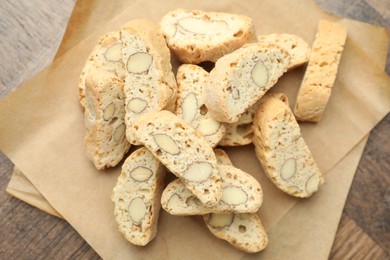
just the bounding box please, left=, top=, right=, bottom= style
left=1, top=0, right=390, bottom=258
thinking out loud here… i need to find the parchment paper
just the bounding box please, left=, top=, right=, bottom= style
left=1, top=0, right=390, bottom=259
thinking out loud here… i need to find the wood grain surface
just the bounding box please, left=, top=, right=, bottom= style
left=0, top=0, right=389, bottom=259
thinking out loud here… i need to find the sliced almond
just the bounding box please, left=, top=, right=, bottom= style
left=103, top=102, right=116, bottom=121
left=126, top=52, right=152, bottom=74
left=281, top=158, right=296, bottom=180
left=306, top=174, right=320, bottom=195
left=185, top=195, right=202, bottom=206
left=127, top=98, right=148, bottom=114
left=182, top=92, right=198, bottom=123
left=232, top=88, right=240, bottom=100
left=197, top=118, right=221, bottom=136
left=207, top=213, right=234, bottom=228
left=130, top=166, right=153, bottom=182
left=220, top=186, right=247, bottom=205
left=128, top=197, right=147, bottom=223
left=251, top=61, right=268, bottom=87
left=114, top=123, right=126, bottom=142
left=183, top=162, right=213, bottom=182
left=153, top=134, right=180, bottom=155
left=104, top=42, right=122, bottom=62
left=167, top=193, right=181, bottom=209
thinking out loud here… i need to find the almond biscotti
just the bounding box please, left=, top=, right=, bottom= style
left=204, top=213, right=268, bottom=253
left=205, top=149, right=268, bottom=253
left=176, top=64, right=226, bottom=147
left=160, top=9, right=256, bottom=64
left=121, top=19, right=177, bottom=145
left=294, top=20, right=347, bottom=122
left=132, top=110, right=221, bottom=207
left=79, top=31, right=125, bottom=107
left=206, top=42, right=290, bottom=123
left=112, top=147, right=166, bottom=246
left=83, top=68, right=130, bottom=170
left=258, top=33, right=311, bottom=70
left=253, top=94, right=323, bottom=197
left=161, top=165, right=263, bottom=215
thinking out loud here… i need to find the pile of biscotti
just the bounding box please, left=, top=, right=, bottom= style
left=79, top=9, right=347, bottom=253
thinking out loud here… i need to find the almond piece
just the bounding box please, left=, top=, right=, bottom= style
left=306, top=174, right=320, bottom=194
left=114, top=123, right=126, bottom=142
left=130, top=166, right=153, bottom=182
left=185, top=195, right=202, bottom=206
left=177, top=17, right=227, bottom=35
left=103, top=102, right=116, bottom=121
left=251, top=61, right=268, bottom=87
left=127, top=98, right=148, bottom=114
left=126, top=52, right=152, bottom=74
left=183, top=162, right=213, bottom=182
left=197, top=118, right=221, bottom=136
left=207, top=213, right=234, bottom=228
left=280, top=158, right=296, bottom=180
left=182, top=92, right=198, bottom=123
left=153, top=134, right=180, bottom=155
left=167, top=193, right=181, bottom=209
left=220, top=186, right=248, bottom=205
left=128, top=197, right=147, bottom=223
left=104, top=42, right=122, bottom=62
left=232, top=88, right=240, bottom=100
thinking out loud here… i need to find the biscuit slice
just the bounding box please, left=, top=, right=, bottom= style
left=253, top=94, right=324, bottom=197
left=160, top=9, right=256, bottom=64
left=79, top=31, right=125, bottom=107
left=206, top=42, right=290, bottom=123
left=294, top=20, right=347, bottom=122
left=258, top=33, right=311, bottom=70
left=121, top=19, right=177, bottom=145
left=112, top=147, right=166, bottom=246
left=206, top=150, right=267, bottom=253
left=132, top=110, right=221, bottom=207
left=176, top=64, right=226, bottom=147
left=203, top=213, right=268, bottom=253
left=219, top=93, right=289, bottom=146
left=161, top=165, right=263, bottom=215
left=83, top=68, right=130, bottom=169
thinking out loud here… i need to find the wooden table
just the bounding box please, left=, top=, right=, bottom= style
left=0, top=0, right=389, bottom=258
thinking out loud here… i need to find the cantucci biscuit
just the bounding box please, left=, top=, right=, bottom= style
left=160, top=9, right=256, bottom=64
left=112, top=147, right=166, bottom=246
left=258, top=33, right=311, bottom=70
left=294, top=20, right=347, bottom=122
left=83, top=68, right=130, bottom=170
left=79, top=31, right=125, bottom=107
left=121, top=19, right=177, bottom=145
left=132, top=110, right=221, bottom=207
left=175, top=64, right=226, bottom=147
left=161, top=165, right=263, bottom=215
left=253, top=94, right=323, bottom=197
left=206, top=42, right=290, bottom=123
left=219, top=92, right=289, bottom=147
left=204, top=213, right=268, bottom=253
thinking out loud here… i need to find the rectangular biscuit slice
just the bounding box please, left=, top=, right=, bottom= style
left=294, top=20, right=347, bottom=122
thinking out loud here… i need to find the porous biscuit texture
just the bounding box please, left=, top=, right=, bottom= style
left=176, top=64, right=226, bottom=147
left=161, top=165, right=263, bottom=215
left=253, top=95, right=323, bottom=197
left=160, top=9, right=257, bottom=64
left=83, top=68, right=130, bottom=169
left=121, top=19, right=177, bottom=145
left=294, top=20, right=347, bottom=122
left=204, top=213, right=268, bottom=253
left=206, top=42, right=290, bottom=123
left=258, top=33, right=311, bottom=70
left=112, top=148, right=166, bottom=246
left=132, top=110, right=221, bottom=207
left=79, top=31, right=125, bottom=107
